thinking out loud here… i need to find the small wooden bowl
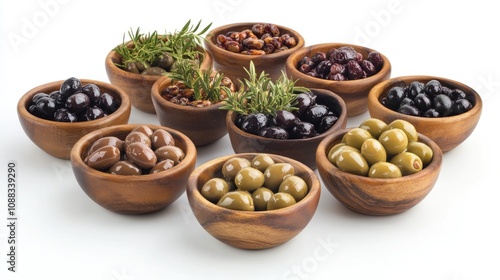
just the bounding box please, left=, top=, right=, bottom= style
left=151, top=76, right=229, bottom=147
left=368, top=75, right=483, bottom=152
left=105, top=43, right=212, bottom=114
left=204, top=22, right=305, bottom=83
left=285, top=43, right=392, bottom=117
left=70, top=124, right=197, bottom=214
left=17, top=79, right=131, bottom=159
left=316, top=128, right=443, bottom=215
left=226, top=88, right=347, bottom=169
left=186, top=153, right=321, bottom=249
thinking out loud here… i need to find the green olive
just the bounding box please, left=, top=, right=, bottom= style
left=378, top=128, right=408, bottom=156
left=141, top=66, right=167, bottom=75
left=359, top=118, right=389, bottom=139
left=251, top=187, right=274, bottom=211
left=222, top=157, right=251, bottom=180
left=361, top=138, right=387, bottom=166
left=407, top=141, right=433, bottom=167
left=234, top=167, right=265, bottom=192
left=278, top=175, right=308, bottom=202
left=341, top=128, right=373, bottom=150
left=263, top=163, right=295, bottom=192
left=217, top=190, right=254, bottom=211
left=388, top=119, right=418, bottom=142
left=327, top=143, right=360, bottom=166
left=251, top=154, right=275, bottom=172
left=201, top=178, right=229, bottom=203
left=390, top=152, right=423, bottom=175
left=267, top=193, right=297, bottom=210
left=368, top=162, right=402, bottom=178
left=336, top=150, right=369, bottom=176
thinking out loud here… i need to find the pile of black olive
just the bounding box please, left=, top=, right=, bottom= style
left=235, top=91, right=339, bottom=139
left=381, top=80, right=474, bottom=117
left=28, top=77, right=121, bottom=122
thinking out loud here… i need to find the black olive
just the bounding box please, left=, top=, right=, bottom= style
left=433, top=94, right=453, bottom=116
left=414, top=93, right=432, bottom=112
left=398, top=104, right=420, bottom=116
left=240, top=113, right=268, bottom=134
left=259, top=126, right=289, bottom=139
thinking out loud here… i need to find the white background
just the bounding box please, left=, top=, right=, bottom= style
left=1, top=1, right=499, bottom=279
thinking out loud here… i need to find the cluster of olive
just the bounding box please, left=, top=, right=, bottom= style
left=84, top=125, right=185, bottom=175
left=381, top=80, right=474, bottom=117
left=28, top=77, right=120, bottom=122
left=297, top=46, right=383, bottom=81
left=201, top=154, right=308, bottom=211
left=215, top=23, right=298, bottom=55
left=328, top=119, right=433, bottom=178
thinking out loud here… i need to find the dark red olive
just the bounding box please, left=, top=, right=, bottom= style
left=317, top=115, right=338, bottom=133
left=259, top=126, right=289, bottom=139
left=60, top=77, right=82, bottom=99
left=272, top=110, right=298, bottom=129
left=65, top=93, right=90, bottom=114
left=81, top=84, right=101, bottom=105
left=295, top=92, right=317, bottom=115
left=98, top=92, right=120, bottom=114
left=367, top=51, right=383, bottom=70
left=346, top=60, right=364, bottom=80
left=290, top=122, right=317, bottom=139
left=240, top=113, right=269, bottom=134
left=54, top=108, right=77, bottom=122
left=305, top=104, right=330, bottom=124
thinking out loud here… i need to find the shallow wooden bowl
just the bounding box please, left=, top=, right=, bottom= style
left=285, top=43, right=392, bottom=117
left=204, top=22, right=305, bottom=83
left=70, top=124, right=197, bottom=214
left=105, top=43, right=212, bottom=114
left=186, top=153, right=320, bottom=249
left=316, top=128, right=443, bottom=215
left=151, top=76, right=229, bottom=147
left=17, top=79, right=131, bottom=159
left=226, top=88, right=347, bottom=169
left=368, top=75, right=483, bottom=152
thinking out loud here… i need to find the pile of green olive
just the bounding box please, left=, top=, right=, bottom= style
left=201, top=154, right=308, bottom=211
left=328, top=118, right=433, bottom=178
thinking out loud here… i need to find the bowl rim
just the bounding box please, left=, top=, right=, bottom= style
left=285, top=42, right=392, bottom=86
left=70, top=124, right=197, bottom=181
left=187, top=152, right=321, bottom=216
left=17, top=79, right=131, bottom=127
left=368, top=75, right=483, bottom=121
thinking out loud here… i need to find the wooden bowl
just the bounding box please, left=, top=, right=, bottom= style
left=17, top=79, right=131, bottom=159
left=105, top=44, right=212, bottom=114
left=70, top=124, right=197, bottom=214
left=285, top=43, right=392, bottom=117
left=151, top=76, right=229, bottom=146
left=316, top=128, right=443, bottom=215
left=226, top=88, right=347, bottom=169
left=204, top=22, right=305, bottom=83
left=368, top=75, right=483, bottom=152
left=186, top=153, right=320, bottom=249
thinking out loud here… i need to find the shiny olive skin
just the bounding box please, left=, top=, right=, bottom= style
left=378, top=128, right=408, bottom=156
left=359, top=118, right=389, bottom=139
left=154, top=145, right=185, bottom=164
left=406, top=141, right=433, bottom=167
left=327, top=143, right=360, bottom=165
left=126, top=142, right=157, bottom=169
left=234, top=167, right=265, bottom=192
left=263, top=163, right=295, bottom=192
left=217, top=191, right=255, bottom=211
left=278, top=175, right=308, bottom=202
left=390, top=152, right=423, bottom=175
left=388, top=119, right=418, bottom=142
left=201, top=178, right=229, bottom=203
left=336, top=149, right=369, bottom=176
left=368, top=162, right=402, bottom=178
left=125, top=131, right=152, bottom=148
left=251, top=154, right=275, bottom=172
left=87, top=136, right=124, bottom=156
left=131, top=125, right=154, bottom=138
left=341, top=128, right=373, bottom=150
left=222, top=157, right=251, bottom=180
left=151, top=129, right=175, bottom=150
left=267, top=193, right=297, bottom=210
left=87, top=146, right=121, bottom=171
left=251, top=187, right=274, bottom=211
left=361, top=138, right=387, bottom=166
left=149, top=159, right=175, bottom=174
left=108, top=160, right=142, bottom=176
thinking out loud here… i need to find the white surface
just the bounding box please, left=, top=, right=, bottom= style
left=1, top=1, right=498, bottom=279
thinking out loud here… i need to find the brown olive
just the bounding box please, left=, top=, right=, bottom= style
left=263, top=163, right=295, bottom=192
left=251, top=187, right=274, bottom=211
left=87, top=146, right=121, bottom=171
left=108, top=160, right=142, bottom=176
left=217, top=191, right=254, bottom=211
left=201, top=178, right=229, bottom=203
left=149, top=159, right=175, bottom=174
left=151, top=129, right=175, bottom=150
left=131, top=125, right=154, bottom=138
left=87, top=136, right=123, bottom=157
left=267, top=193, right=296, bottom=210
left=234, top=167, right=265, bottom=192
left=278, top=175, right=308, bottom=202
left=154, top=145, right=185, bottom=164
left=222, top=157, right=251, bottom=181
left=124, top=131, right=151, bottom=148
left=126, top=142, right=157, bottom=169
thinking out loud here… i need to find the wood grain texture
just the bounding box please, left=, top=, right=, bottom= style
left=316, top=128, right=443, bottom=215
left=204, top=22, right=305, bottom=83
left=368, top=75, right=483, bottom=152
left=17, top=79, right=131, bottom=159
left=186, top=153, right=320, bottom=249
left=226, top=88, right=347, bottom=170
left=151, top=76, right=229, bottom=147
left=70, top=124, right=197, bottom=214
left=285, top=43, right=392, bottom=117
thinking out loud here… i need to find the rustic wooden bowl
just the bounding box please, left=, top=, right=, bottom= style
left=204, top=22, right=305, bottom=83
left=105, top=43, right=212, bottom=114
left=17, top=79, right=131, bottom=159
left=151, top=76, right=229, bottom=146
left=316, top=128, right=443, bottom=215
left=70, top=124, right=197, bottom=214
left=368, top=75, right=483, bottom=152
left=285, top=43, right=392, bottom=117
left=226, top=88, right=347, bottom=169
left=186, top=153, right=320, bottom=249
